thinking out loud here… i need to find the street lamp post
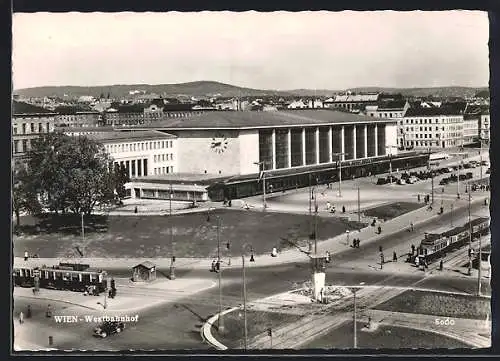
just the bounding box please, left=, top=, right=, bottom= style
left=346, top=230, right=350, bottom=246
left=428, top=147, right=434, bottom=205
left=352, top=282, right=364, bottom=349
left=254, top=161, right=268, bottom=210
left=241, top=243, right=255, bottom=350
left=332, top=152, right=346, bottom=197
left=357, top=186, right=361, bottom=223
left=216, top=216, right=224, bottom=333
left=385, top=145, right=398, bottom=185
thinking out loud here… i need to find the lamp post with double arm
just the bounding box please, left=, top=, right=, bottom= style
left=331, top=152, right=346, bottom=197
left=254, top=161, right=268, bottom=210
left=385, top=145, right=398, bottom=185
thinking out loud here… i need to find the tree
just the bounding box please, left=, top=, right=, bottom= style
left=113, top=163, right=130, bottom=201
left=27, top=133, right=119, bottom=216
left=12, top=161, right=42, bottom=227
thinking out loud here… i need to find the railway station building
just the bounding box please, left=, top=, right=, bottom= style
left=119, top=109, right=430, bottom=201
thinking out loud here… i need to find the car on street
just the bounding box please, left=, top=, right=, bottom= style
left=486, top=168, right=491, bottom=174
left=466, top=172, right=473, bottom=179
left=459, top=174, right=467, bottom=181
left=481, top=160, right=488, bottom=166
left=376, top=178, right=387, bottom=185
left=93, top=321, right=125, bottom=338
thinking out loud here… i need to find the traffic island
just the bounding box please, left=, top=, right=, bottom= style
left=303, top=321, right=470, bottom=349
left=373, top=290, right=491, bottom=320
left=210, top=309, right=303, bottom=349
left=363, top=202, right=425, bottom=222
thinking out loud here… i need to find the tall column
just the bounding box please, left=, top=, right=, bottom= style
left=374, top=125, right=379, bottom=156
left=302, top=128, right=306, bottom=165
left=127, top=160, right=132, bottom=178
left=328, top=126, right=333, bottom=163
left=287, top=129, right=292, bottom=168
left=341, top=126, right=345, bottom=161
left=353, top=125, right=357, bottom=159
left=315, top=127, right=320, bottom=164
left=271, top=129, right=276, bottom=170
left=364, top=125, right=368, bottom=158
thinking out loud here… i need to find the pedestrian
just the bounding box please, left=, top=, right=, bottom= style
left=417, top=194, right=421, bottom=202
left=134, top=206, right=138, bottom=214
left=439, top=259, right=444, bottom=271
left=211, top=259, right=216, bottom=272
left=19, top=311, right=24, bottom=324
left=377, top=225, right=382, bottom=234
left=393, top=251, right=397, bottom=262
left=326, top=201, right=331, bottom=210
left=342, top=205, right=346, bottom=214
left=442, top=187, right=445, bottom=193
left=271, top=247, right=278, bottom=257
left=440, top=206, right=444, bottom=214
left=379, top=245, right=383, bottom=253
left=410, top=222, right=414, bottom=232
left=228, top=199, right=232, bottom=207
left=46, top=304, right=52, bottom=318
left=24, top=250, right=29, bottom=261
left=415, top=256, right=420, bottom=267
left=356, top=239, right=360, bottom=248
left=27, top=305, right=31, bottom=318
left=315, top=204, right=318, bottom=213
left=411, top=244, right=415, bottom=255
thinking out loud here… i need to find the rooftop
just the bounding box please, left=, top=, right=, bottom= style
left=85, top=130, right=176, bottom=143
left=377, top=100, right=408, bottom=110
left=121, top=109, right=395, bottom=130
left=12, top=101, right=57, bottom=115
left=404, top=106, right=465, bottom=117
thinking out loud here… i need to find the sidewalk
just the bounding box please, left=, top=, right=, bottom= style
left=13, top=277, right=217, bottom=313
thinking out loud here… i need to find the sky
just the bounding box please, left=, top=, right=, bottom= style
left=12, top=11, right=489, bottom=90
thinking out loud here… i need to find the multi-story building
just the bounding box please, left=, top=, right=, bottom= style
left=462, top=115, right=479, bottom=145
left=84, top=130, right=177, bottom=178
left=402, top=107, right=464, bottom=149
left=480, top=110, right=490, bottom=142
left=364, top=100, right=410, bottom=149
left=323, top=93, right=380, bottom=111
left=12, top=101, right=57, bottom=161
left=54, top=107, right=101, bottom=128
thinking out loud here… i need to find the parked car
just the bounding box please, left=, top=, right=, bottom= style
left=377, top=178, right=387, bottom=185
left=486, top=168, right=491, bottom=174
left=439, top=178, right=449, bottom=186
left=466, top=172, right=473, bottom=179
left=459, top=174, right=467, bottom=181
left=449, top=175, right=458, bottom=182
left=463, top=163, right=472, bottom=169
left=480, top=161, right=488, bottom=166
left=93, top=321, right=125, bottom=338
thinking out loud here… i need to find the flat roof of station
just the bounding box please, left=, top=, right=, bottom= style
left=117, top=109, right=396, bottom=130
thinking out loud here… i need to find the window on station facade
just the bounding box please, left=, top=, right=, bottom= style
left=290, top=129, right=303, bottom=167
left=331, top=126, right=342, bottom=157
left=304, top=128, right=317, bottom=165
left=377, top=124, right=386, bottom=155
left=258, top=130, right=273, bottom=169
left=355, top=125, right=365, bottom=159
left=343, top=126, right=354, bottom=160
left=275, top=129, right=289, bottom=169
left=367, top=125, right=376, bottom=157
left=318, top=127, right=330, bottom=163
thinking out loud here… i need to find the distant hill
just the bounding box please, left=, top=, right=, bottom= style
left=12, top=101, right=54, bottom=114
left=14, top=81, right=488, bottom=100
left=14, top=81, right=294, bottom=99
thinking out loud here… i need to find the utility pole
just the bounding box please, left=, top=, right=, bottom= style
left=451, top=204, right=454, bottom=227
left=314, top=194, right=318, bottom=255
left=353, top=289, right=357, bottom=349
left=468, top=184, right=472, bottom=276
left=479, top=138, right=483, bottom=180
left=428, top=147, right=434, bottom=205
left=254, top=161, right=267, bottom=210
left=478, top=230, right=482, bottom=296
left=242, top=254, right=248, bottom=350
left=169, top=184, right=175, bottom=280
left=81, top=212, right=84, bottom=242
left=357, top=186, right=361, bottom=223
left=217, top=217, right=224, bottom=333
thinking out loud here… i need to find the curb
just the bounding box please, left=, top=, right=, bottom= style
left=15, top=295, right=100, bottom=311
left=202, top=307, right=239, bottom=350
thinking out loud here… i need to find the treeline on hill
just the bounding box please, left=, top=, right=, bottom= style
left=12, top=133, right=130, bottom=227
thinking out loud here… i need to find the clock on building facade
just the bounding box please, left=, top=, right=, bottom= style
left=210, top=133, right=229, bottom=154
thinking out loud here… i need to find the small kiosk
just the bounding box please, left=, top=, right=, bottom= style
left=310, top=255, right=328, bottom=302
left=132, top=261, right=157, bottom=282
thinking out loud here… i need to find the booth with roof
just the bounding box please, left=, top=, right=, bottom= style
left=132, top=261, right=157, bottom=282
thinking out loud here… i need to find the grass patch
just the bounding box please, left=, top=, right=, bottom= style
left=210, top=310, right=303, bottom=349
left=363, top=202, right=423, bottom=221
left=374, top=290, right=490, bottom=320
left=13, top=209, right=364, bottom=259
left=304, top=321, right=469, bottom=349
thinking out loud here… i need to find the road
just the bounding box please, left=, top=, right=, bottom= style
left=14, top=198, right=490, bottom=351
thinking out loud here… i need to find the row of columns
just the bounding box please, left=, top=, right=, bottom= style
left=266, top=124, right=383, bottom=170
left=116, top=158, right=148, bottom=178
